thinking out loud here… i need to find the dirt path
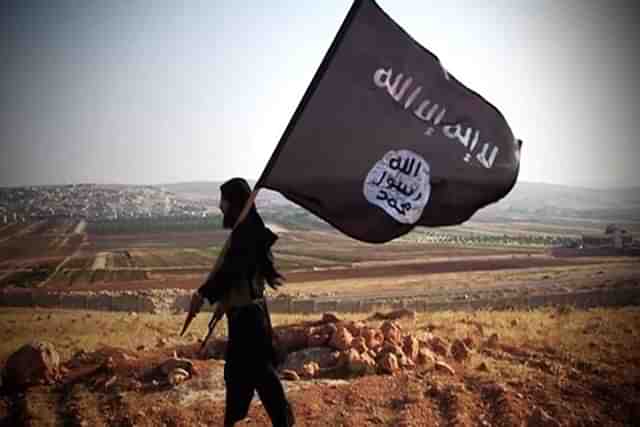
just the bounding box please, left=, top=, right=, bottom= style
left=0, top=221, right=46, bottom=245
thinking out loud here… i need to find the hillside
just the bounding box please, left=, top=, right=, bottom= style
left=157, top=181, right=640, bottom=230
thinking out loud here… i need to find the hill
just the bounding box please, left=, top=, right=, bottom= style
left=157, top=181, right=640, bottom=230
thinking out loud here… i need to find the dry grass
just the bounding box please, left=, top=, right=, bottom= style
left=2, top=306, right=640, bottom=427
left=2, top=306, right=639, bottom=375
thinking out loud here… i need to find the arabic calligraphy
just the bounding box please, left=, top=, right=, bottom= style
left=441, top=123, right=499, bottom=168
left=373, top=66, right=500, bottom=169
left=374, top=67, right=446, bottom=137
left=363, top=149, right=431, bottom=224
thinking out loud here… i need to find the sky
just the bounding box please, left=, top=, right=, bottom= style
left=1, top=0, right=639, bottom=189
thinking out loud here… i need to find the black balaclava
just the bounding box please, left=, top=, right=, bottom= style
left=220, top=177, right=253, bottom=229
left=219, top=177, right=284, bottom=289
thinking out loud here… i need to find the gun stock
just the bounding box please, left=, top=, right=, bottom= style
left=200, top=304, right=224, bottom=351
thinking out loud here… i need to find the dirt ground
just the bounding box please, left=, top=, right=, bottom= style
left=1, top=308, right=640, bottom=427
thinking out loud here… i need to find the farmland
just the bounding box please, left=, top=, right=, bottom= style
left=0, top=217, right=637, bottom=297
left=0, top=206, right=639, bottom=426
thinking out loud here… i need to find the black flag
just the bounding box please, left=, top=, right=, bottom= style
left=256, top=0, right=522, bottom=243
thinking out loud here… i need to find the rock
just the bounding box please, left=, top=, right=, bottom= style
left=301, top=362, right=320, bottom=379
left=2, top=341, right=60, bottom=389
left=451, top=339, right=470, bottom=362
left=339, top=349, right=360, bottom=372
left=381, top=321, right=402, bottom=344
left=337, top=348, right=357, bottom=367
left=351, top=337, right=368, bottom=354
left=275, top=327, right=310, bottom=353
left=487, top=333, right=499, bottom=348
left=344, top=321, right=366, bottom=337
left=428, top=337, right=449, bottom=357
left=314, top=323, right=338, bottom=337
left=321, top=313, right=340, bottom=324
left=104, top=357, right=116, bottom=372
left=281, top=370, right=300, bottom=381
left=416, top=349, right=436, bottom=366
left=369, top=309, right=416, bottom=321
left=481, top=382, right=507, bottom=398
left=434, top=361, right=455, bottom=375
left=329, top=326, right=353, bottom=351
left=402, top=335, right=420, bottom=361
left=527, top=407, right=560, bottom=427
left=307, top=333, right=330, bottom=348
left=349, top=351, right=376, bottom=376
left=476, top=362, right=489, bottom=372
left=282, top=347, right=338, bottom=376
left=168, top=368, right=190, bottom=386
left=462, top=336, right=475, bottom=349
left=420, top=332, right=435, bottom=344
left=362, top=328, right=384, bottom=350
left=378, top=353, right=399, bottom=374
left=201, top=339, right=227, bottom=359
left=309, top=347, right=340, bottom=367
left=159, top=358, right=194, bottom=376
left=397, top=354, right=415, bottom=369
left=380, top=342, right=405, bottom=358
left=104, top=375, right=117, bottom=389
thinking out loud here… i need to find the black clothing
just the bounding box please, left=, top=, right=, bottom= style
left=199, top=178, right=283, bottom=304
left=198, top=178, right=292, bottom=427
left=224, top=303, right=293, bottom=426
left=197, top=217, right=279, bottom=307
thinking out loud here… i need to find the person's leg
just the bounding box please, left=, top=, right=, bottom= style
left=255, top=365, right=295, bottom=427
left=224, top=363, right=256, bottom=427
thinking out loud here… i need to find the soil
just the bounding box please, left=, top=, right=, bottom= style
left=1, top=330, right=639, bottom=426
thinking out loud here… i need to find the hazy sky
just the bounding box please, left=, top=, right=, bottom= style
left=1, top=0, right=639, bottom=189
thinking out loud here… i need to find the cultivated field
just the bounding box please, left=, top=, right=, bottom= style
left=1, top=218, right=639, bottom=425
left=0, top=219, right=638, bottom=307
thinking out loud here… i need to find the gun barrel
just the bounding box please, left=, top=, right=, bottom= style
left=180, top=312, right=196, bottom=336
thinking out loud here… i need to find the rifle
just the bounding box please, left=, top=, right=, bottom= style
left=199, top=303, right=225, bottom=352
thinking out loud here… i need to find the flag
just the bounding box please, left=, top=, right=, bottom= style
left=256, top=0, right=522, bottom=243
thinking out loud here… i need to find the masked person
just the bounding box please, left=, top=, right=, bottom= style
left=192, top=178, right=294, bottom=427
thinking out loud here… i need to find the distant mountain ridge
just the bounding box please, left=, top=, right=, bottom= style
left=154, top=180, right=640, bottom=228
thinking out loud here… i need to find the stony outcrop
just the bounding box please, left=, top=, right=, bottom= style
left=450, top=339, right=471, bottom=362
left=328, top=326, right=353, bottom=351
left=2, top=341, right=60, bottom=390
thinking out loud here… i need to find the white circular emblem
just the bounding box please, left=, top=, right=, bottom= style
left=363, top=149, right=431, bottom=224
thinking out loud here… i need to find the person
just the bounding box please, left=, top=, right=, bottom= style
left=190, top=177, right=294, bottom=427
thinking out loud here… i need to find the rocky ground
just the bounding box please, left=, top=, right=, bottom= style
left=1, top=308, right=640, bottom=426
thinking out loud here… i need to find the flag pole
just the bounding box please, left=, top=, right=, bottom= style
left=182, top=0, right=363, bottom=338
left=255, top=0, right=364, bottom=189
